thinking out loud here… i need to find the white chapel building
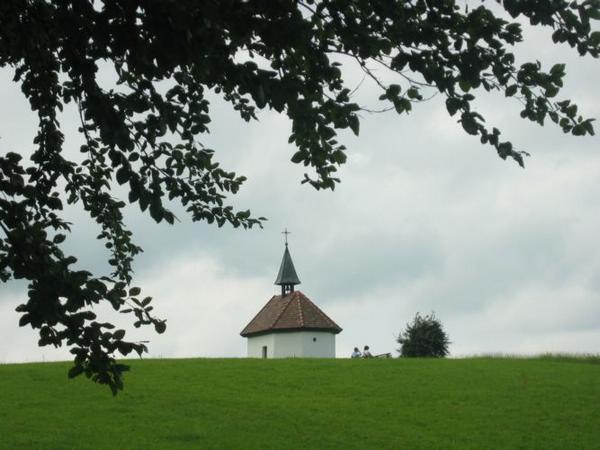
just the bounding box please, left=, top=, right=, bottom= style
left=240, top=241, right=342, bottom=358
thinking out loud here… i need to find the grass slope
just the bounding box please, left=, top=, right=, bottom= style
left=1, top=357, right=599, bottom=449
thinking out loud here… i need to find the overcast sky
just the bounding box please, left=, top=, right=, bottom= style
left=1, top=12, right=599, bottom=362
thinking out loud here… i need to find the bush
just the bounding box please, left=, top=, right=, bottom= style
left=397, top=312, right=450, bottom=357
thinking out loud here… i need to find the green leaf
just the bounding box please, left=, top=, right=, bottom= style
left=582, top=119, right=595, bottom=136
left=291, top=151, right=304, bottom=164
left=348, top=115, right=360, bottom=136
left=320, top=126, right=336, bottom=140
left=459, top=80, right=471, bottom=93
left=113, top=329, right=126, bottom=340
left=386, top=84, right=402, bottom=98
left=545, top=85, right=559, bottom=98
left=129, top=287, right=141, bottom=296
left=237, top=209, right=251, bottom=220
left=128, top=188, right=139, bottom=203
left=332, top=150, right=347, bottom=164
left=113, top=364, right=130, bottom=373
left=460, top=112, right=480, bottom=135
left=550, top=63, right=565, bottom=76
left=406, top=87, right=421, bottom=100
left=18, top=314, right=30, bottom=327
left=154, top=320, right=167, bottom=334
left=589, top=9, right=600, bottom=20
left=445, top=97, right=462, bottom=116
left=68, top=365, right=84, bottom=379
left=149, top=199, right=163, bottom=223
left=505, top=85, right=518, bottom=97
left=116, top=167, right=129, bottom=185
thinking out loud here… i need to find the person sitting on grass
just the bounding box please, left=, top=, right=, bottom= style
left=351, top=347, right=362, bottom=358
left=363, top=345, right=373, bottom=358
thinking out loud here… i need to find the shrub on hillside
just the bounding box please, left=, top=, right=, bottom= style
left=397, top=312, right=450, bottom=357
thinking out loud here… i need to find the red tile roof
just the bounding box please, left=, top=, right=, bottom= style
left=240, top=291, right=342, bottom=337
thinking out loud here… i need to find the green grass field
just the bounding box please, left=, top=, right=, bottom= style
left=1, top=357, right=599, bottom=449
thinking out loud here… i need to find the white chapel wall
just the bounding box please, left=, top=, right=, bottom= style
left=248, top=331, right=336, bottom=358
left=271, top=332, right=303, bottom=357
left=300, top=331, right=335, bottom=357
left=247, top=334, right=276, bottom=358
left=273, top=331, right=336, bottom=358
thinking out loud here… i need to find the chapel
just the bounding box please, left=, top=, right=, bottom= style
left=240, top=237, right=342, bottom=358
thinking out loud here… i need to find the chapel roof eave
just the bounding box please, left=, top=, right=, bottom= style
left=240, top=291, right=342, bottom=337
left=240, top=326, right=343, bottom=338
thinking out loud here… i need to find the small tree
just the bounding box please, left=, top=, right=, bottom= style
left=397, top=312, right=450, bottom=358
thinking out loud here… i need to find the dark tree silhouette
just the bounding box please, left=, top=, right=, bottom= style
left=0, top=0, right=598, bottom=392
left=398, top=312, right=450, bottom=358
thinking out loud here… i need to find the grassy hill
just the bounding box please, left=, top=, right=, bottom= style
left=1, top=356, right=599, bottom=449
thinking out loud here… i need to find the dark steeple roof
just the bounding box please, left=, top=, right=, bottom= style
left=274, top=244, right=301, bottom=286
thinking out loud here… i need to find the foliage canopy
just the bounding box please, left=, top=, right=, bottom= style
left=0, top=0, right=598, bottom=392
left=397, top=312, right=450, bottom=357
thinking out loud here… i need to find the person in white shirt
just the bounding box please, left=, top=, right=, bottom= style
left=351, top=347, right=362, bottom=358
left=362, top=345, right=373, bottom=358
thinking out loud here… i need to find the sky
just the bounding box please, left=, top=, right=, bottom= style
left=1, top=10, right=599, bottom=362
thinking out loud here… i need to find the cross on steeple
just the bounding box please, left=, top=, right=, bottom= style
left=282, top=228, right=291, bottom=245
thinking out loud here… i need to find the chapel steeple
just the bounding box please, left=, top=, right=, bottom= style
left=241, top=228, right=341, bottom=358
left=274, top=228, right=300, bottom=297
